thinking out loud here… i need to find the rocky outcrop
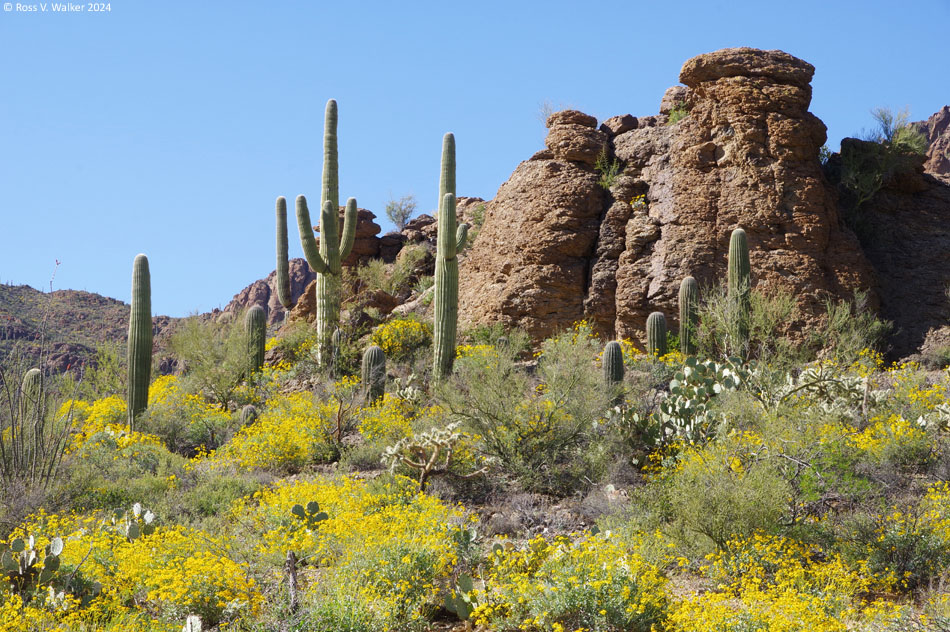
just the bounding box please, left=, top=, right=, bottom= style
left=223, top=258, right=315, bottom=325
left=912, top=106, right=950, bottom=182
left=314, top=207, right=382, bottom=265
left=459, top=47, right=877, bottom=345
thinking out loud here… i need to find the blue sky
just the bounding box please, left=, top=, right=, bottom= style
left=1, top=0, right=948, bottom=317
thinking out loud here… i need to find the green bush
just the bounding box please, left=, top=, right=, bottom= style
left=440, top=323, right=612, bottom=494
left=168, top=313, right=251, bottom=410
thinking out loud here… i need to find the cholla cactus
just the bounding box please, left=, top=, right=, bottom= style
left=382, top=422, right=490, bottom=491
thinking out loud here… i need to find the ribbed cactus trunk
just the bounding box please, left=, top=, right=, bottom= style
left=296, top=99, right=356, bottom=367
left=646, top=312, right=667, bottom=357
left=602, top=341, right=624, bottom=405
left=679, top=276, right=699, bottom=356
left=728, top=228, right=751, bottom=355
left=127, top=254, right=152, bottom=431
left=240, top=404, right=258, bottom=426
left=433, top=133, right=466, bottom=380
left=245, top=305, right=266, bottom=378
left=362, top=345, right=386, bottom=405
left=275, top=196, right=293, bottom=310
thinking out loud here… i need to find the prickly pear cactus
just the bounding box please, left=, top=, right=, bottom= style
left=291, top=500, right=328, bottom=530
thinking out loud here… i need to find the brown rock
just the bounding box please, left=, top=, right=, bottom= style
left=379, top=232, right=406, bottom=263
left=286, top=279, right=317, bottom=324
left=913, top=106, right=950, bottom=182
left=545, top=110, right=609, bottom=164
left=659, top=86, right=689, bottom=115
left=459, top=47, right=876, bottom=347
left=600, top=115, right=638, bottom=136
left=223, top=258, right=315, bottom=325
left=314, top=207, right=381, bottom=265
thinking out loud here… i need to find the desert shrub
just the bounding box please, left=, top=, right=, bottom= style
left=75, top=342, right=126, bottom=401
left=595, top=146, right=621, bottom=190
left=385, top=194, right=417, bottom=231
left=174, top=472, right=264, bottom=519
left=168, top=313, right=251, bottom=410
left=370, top=316, right=432, bottom=363
left=696, top=281, right=802, bottom=366
left=141, top=375, right=235, bottom=454
left=440, top=322, right=612, bottom=494
left=355, top=257, right=390, bottom=293
left=389, top=244, right=430, bottom=297
left=814, top=291, right=891, bottom=365
left=667, top=102, right=689, bottom=124
left=663, top=431, right=791, bottom=551
left=208, top=377, right=360, bottom=471
left=471, top=532, right=668, bottom=632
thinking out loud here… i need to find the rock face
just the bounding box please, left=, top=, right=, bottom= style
left=913, top=106, right=950, bottom=182
left=223, top=258, right=315, bottom=325
left=314, top=207, right=382, bottom=265
left=459, top=47, right=876, bottom=344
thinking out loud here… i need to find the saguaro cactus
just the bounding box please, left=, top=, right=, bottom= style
left=245, top=305, right=266, bottom=377
left=646, top=312, right=667, bottom=357
left=20, top=368, right=41, bottom=420
left=362, top=345, right=386, bottom=405
left=275, top=196, right=293, bottom=310
left=679, top=276, right=699, bottom=356
left=296, top=99, right=357, bottom=366
left=728, top=228, right=751, bottom=353
left=127, top=254, right=152, bottom=430
left=602, top=341, right=624, bottom=404
left=240, top=404, right=258, bottom=426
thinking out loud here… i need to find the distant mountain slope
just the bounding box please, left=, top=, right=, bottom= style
left=0, top=284, right=175, bottom=371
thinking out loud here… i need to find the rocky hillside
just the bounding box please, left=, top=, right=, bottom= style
left=0, top=284, right=175, bottom=371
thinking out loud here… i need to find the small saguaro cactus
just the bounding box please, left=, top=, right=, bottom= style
left=728, top=228, right=751, bottom=353
left=679, top=276, right=699, bottom=356
left=646, top=311, right=668, bottom=357
left=275, top=196, right=293, bottom=310
left=240, top=404, right=258, bottom=425
left=127, top=253, right=152, bottom=431
left=20, top=368, right=41, bottom=419
left=296, top=99, right=357, bottom=367
left=362, top=345, right=386, bottom=405
left=603, top=341, right=624, bottom=387
left=244, top=305, right=266, bottom=377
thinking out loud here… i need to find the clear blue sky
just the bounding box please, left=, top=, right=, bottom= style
left=2, top=0, right=948, bottom=317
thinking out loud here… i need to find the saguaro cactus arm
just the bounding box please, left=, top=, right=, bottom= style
left=296, top=195, right=329, bottom=275
left=433, top=192, right=460, bottom=379
left=455, top=223, right=469, bottom=252
left=339, top=197, right=357, bottom=261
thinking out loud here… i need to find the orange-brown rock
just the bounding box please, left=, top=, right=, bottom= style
left=314, top=207, right=381, bottom=265
left=459, top=47, right=877, bottom=346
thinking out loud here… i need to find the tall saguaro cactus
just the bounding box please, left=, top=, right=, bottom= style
left=433, top=132, right=469, bottom=379
left=275, top=196, right=293, bottom=310
left=127, top=254, right=152, bottom=430
left=296, top=99, right=357, bottom=366
left=434, top=192, right=466, bottom=379
left=646, top=312, right=667, bottom=357
left=245, top=305, right=266, bottom=377
left=728, top=228, right=751, bottom=354
left=679, top=276, right=699, bottom=356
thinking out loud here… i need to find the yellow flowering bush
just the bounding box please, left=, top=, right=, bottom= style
left=232, top=474, right=463, bottom=630
left=143, top=375, right=234, bottom=452
left=357, top=393, right=417, bottom=444
left=848, top=413, right=933, bottom=469
left=371, top=317, right=431, bottom=361
left=669, top=533, right=907, bottom=631
left=208, top=382, right=361, bottom=471
left=6, top=511, right=260, bottom=628
left=64, top=395, right=165, bottom=458
left=472, top=532, right=668, bottom=632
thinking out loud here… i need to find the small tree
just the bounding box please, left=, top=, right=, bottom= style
left=385, top=194, right=417, bottom=231
left=168, top=314, right=249, bottom=411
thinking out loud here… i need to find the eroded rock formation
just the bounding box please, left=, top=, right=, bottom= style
left=459, top=47, right=876, bottom=344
